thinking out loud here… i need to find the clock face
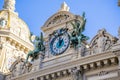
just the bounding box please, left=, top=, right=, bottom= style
left=50, top=33, right=70, bottom=55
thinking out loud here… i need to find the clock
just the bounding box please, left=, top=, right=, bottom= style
left=50, top=32, right=70, bottom=55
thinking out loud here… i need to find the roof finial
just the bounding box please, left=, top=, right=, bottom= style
left=3, top=0, right=16, bottom=12
left=59, top=2, right=70, bottom=12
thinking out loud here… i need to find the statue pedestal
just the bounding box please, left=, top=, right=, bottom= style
left=78, top=47, right=82, bottom=58
left=71, top=48, right=78, bottom=59
left=78, top=45, right=85, bottom=58
left=72, top=45, right=85, bottom=60
left=31, top=52, right=44, bottom=72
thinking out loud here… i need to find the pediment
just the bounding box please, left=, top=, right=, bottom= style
left=43, top=11, right=76, bottom=28
left=89, top=29, right=118, bottom=54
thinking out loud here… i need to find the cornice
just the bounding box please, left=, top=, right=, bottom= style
left=0, top=30, right=33, bottom=52
left=12, top=50, right=118, bottom=80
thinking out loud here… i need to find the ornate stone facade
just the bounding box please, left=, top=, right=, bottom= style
left=0, top=0, right=33, bottom=74
left=0, top=1, right=120, bottom=80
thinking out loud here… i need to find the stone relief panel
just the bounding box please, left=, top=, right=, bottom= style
left=43, top=11, right=75, bottom=28
left=46, top=14, right=70, bottom=27
left=12, top=60, right=24, bottom=77
left=2, top=42, right=26, bottom=73
left=10, top=58, right=32, bottom=77
left=87, top=70, right=118, bottom=80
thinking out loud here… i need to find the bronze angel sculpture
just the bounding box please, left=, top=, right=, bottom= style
left=26, top=32, right=45, bottom=62
left=70, top=12, right=89, bottom=49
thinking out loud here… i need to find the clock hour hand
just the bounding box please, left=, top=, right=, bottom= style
left=59, top=38, right=63, bottom=46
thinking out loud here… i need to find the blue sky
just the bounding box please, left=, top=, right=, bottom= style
left=0, top=0, right=120, bottom=41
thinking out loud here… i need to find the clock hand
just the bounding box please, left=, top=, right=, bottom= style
left=59, top=39, right=63, bottom=46
left=58, top=37, right=61, bottom=46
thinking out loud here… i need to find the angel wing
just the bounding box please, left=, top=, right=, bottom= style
left=40, top=32, right=44, bottom=43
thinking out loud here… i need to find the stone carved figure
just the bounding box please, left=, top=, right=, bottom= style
left=22, top=62, right=32, bottom=73
left=26, top=32, right=45, bottom=62
left=12, top=61, right=24, bottom=77
left=97, top=33, right=107, bottom=53
left=3, top=0, right=16, bottom=11
left=71, top=67, right=82, bottom=80
left=5, top=74, right=11, bottom=80
left=104, top=40, right=111, bottom=50
left=11, top=59, right=32, bottom=77
left=90, top=29, right=115, bottom=54
left=70, top=12, right=89, bottom=49
left=92, top=44, right=98, bottom=54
